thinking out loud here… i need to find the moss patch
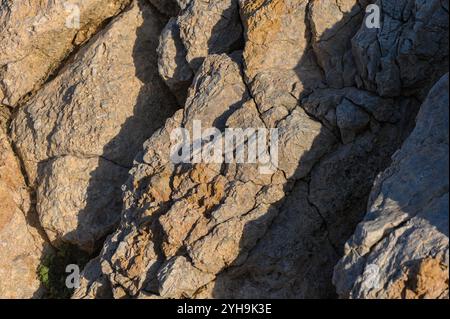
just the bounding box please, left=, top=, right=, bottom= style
left=37, top=243, right=90, bottom=299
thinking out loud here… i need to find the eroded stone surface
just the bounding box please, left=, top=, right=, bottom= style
left=353, top=0, right=449, bottom=98
left=0, top=0, right=131, bottom=107
left=0, top=125, right=50, bottom=298
left=334, top=74, right=449, bottom=299
left=157, top=18, right=194, bottom=104
left=178, top=0, right=243, bottom=72
left=0, top=0, right=437, bottom=300
left=11, top=0, right=178, bottom=252
left=72, top=0, right=445, bottom=299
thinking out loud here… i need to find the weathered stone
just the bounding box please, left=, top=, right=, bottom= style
left=68, top=0, right=448, bottom=300
left=334, top=74, right=449, bottom=299
left=277, top=108, right=336, bottom=179
left=336, top=99, right=370, bottom=144
left=353, top=0, right=449, bottom=98
left=208, top=181, right=339, bottom=298
left=71, top=257, right=113, bottom=299
left=308, top=0, right=365, bottom=88
left=0, top=105, right=10, bottom=132
left=149, top=0, right=181, bottom=16
left=157, top=18, right=194, bottom=104
left=0, top=126, right=50, bottom=298
left=11, top=0, right=178, bottom=252
left=240, top=0, right=324, bottom=117
left=178, top=0, right=243, bottom=72
left=74, top=48, right=334, bottom=298
left=0, top=0, right=131, bottom=107
left=158, top=256, right=215, bottom=298
left=36, top=156, right=128, bottom=252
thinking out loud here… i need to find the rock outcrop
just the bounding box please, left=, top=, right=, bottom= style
left=0, top=0, right=447, bottom=299
left=0, top=0, right=131, bottom=107
left=334, top=73, right=449, bottom=299
left=353, top=0, right=449, bottom=99
left=157, top=0, right=243, bottom=103
left=0, top=117, right=50, bottom=298
left=10, top=0, right=178, bottom=252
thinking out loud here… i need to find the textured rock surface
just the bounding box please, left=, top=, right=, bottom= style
left=74, top=0, right=448, bottom=299
left=11, top=0, right=178, bottom=252
left=0, top=123, right=49, bottom=298
left=178, top=0, right=243, bottom=72
left=334, top=73, right=449, bottom=299
left=309, top=0, right=365, bottom=88
left=157, top=18, right=194, bottom=104
left=353, top=0, right=449, bottom=98
left=149, top=0, right=181, bottom=16
left=0, top=0, right=447, bottom=299
left=0, top=0, right=131, bottom=107
left=157, top=0, right=243, bottom=103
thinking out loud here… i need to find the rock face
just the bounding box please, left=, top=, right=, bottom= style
left=157, top=0, right=243, bottom=103
left=0, top=121, right=50, bottom=298
left=0, top=0, right=131, bottom=107
left=333, top=73, right=449, bottom=299
left=0, top=0, right=448, bottom=299
left=73, top=0, right=448, bottom=299
left=10, top=0, right=178, bottom=252
left=353, top=0, right=449, bottom=99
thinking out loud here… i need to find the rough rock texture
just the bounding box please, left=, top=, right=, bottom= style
left=0, top=0, right=131, bottom=107
left=157, top=18, right=194, bottom=104
left=0, top=123, right=50, bottom=298
left=10, top=0, right=178, bottom=252
left=0, top=0, right=447, bottom=299
left=74, top=0, right=448, bottom=299
left=334, top=73, right=449, bottom=299
left=353, top=0, right=449, bottom=98
left=0, top=105, right=9, bottom=132
left=178, top=0, right=243, bottom=72
left=157, top=0, right=243, bottom=103
left=309, top=0, right=366, bottom=88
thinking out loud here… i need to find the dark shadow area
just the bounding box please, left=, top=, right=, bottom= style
left=206, top=0, right=245, bottom=61
left=210, top=0, right=431, bottom=299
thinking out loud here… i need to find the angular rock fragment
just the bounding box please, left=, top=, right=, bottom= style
left=308, top=0, right=365, bottom=88
left=178, top=0, right=243, bottom=72
left=336, top=99, right=370, bottom=144
left=157, top=256, right=215, bottom=298
left=158, top=18, right=194, bottom=104
left=157, top=0, right=243, bottom=104
left=239, top=0, right=323, bottom=118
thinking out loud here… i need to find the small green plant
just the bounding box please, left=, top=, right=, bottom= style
left=37, top=243, right=90, bottom=299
